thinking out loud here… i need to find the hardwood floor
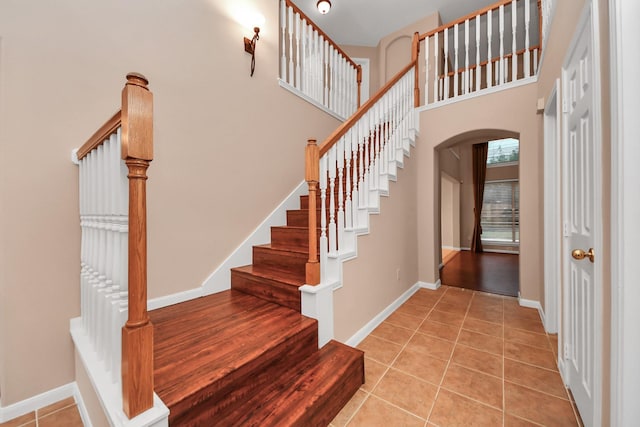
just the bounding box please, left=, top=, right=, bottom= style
left=439, top=251, right=519, bottom=297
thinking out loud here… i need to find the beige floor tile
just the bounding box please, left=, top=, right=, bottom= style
left=347, top=395, right=424, bottom=427
left=433, top=301, right=469, bottom=315
left=467, top=307, right=504, bottom=324
left=37, top=397, right=76, bottom=418
left=38, top=405, right=83, bottom=427
left=0, top=412, right=35, bottom=427
left=505, top=327, right=551, bottom=349
left=395, top=301, right=433, bottom=318
left=505, top=413, right=544, bottom=426
left=331, top=389, right=368, bottom=427
left=407, top=291, right=443, bottom=307
left=504, top=341, right=558, bottom=371
left=371, top=322, right=415, bottom=346
left=427, top=309, right=466, bottom=327
left=505, top=381, right=579, bottom=426
left=441, top=364, right=503, bottom=409
left=385, top=311, right=424, bottom=331
left=504, top=304, right=542, bottom=322
left=429, top=389, right=503, bottom=426
left=417, top=319, right=460, bottom=342
left=451, top=344, right=503, bottom=378
left=457, top=329, right=503, bottom=355
left=362, top=357, right=389, bottom=392
left=357, top=335, right=403, bottom=365
left=372, top=368, right=438, bottom=419
left=462, top=316, right=504, bottom=338
left=405, top=333, right=455, bottom=361
left=504, top=359, right=568, bottom=399
left=392, top=348, right=448, bottom=385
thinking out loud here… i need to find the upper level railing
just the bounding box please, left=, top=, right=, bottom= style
left=305, top=61, right=417, bottom=285
left=76, top=73, right=154, bottom=419
left=280, top=0, right=362, bottom=119
left=414, top=0, right=542, bottom=107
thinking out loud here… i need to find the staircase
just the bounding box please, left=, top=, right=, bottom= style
left=150, top=185, right=363, bottom=426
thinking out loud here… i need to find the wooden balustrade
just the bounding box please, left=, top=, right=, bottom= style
left=280, top=0, right=361, bottom=118
left=120, top=73, right=154, bottom=418
left=306, top=62, right=416, bottom=285
left=413, top=0, right=542, bottom=106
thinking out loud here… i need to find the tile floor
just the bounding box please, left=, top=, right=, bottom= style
left=332, top=286, right=583, bottom=427
left=0, top=397, right=83, bottom=427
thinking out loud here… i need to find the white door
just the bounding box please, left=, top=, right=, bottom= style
left=561, top=3, right=602, bottom=426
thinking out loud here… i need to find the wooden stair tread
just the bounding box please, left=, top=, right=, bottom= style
left=216, top=340, right=364, bottom=426
left=150, top=290, right=317, bottom=409
left=231, top=264, right=304, bottom=287
left=254, top=243, right=308, bottom=256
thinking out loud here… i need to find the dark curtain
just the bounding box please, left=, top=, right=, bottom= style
left=471, top=142, right=488, bottom=252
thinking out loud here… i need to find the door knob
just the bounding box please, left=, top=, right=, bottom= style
left=571, top=248, right=595, bottom=263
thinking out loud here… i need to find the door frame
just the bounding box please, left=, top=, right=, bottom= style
left=609, top=0, right=640, bottom=424
left=543, top=79, right=561, bottom=335
left=560, top=1, right=603, bottom=423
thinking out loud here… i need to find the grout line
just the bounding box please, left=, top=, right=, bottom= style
left=503, top=379, right=573, bottom=401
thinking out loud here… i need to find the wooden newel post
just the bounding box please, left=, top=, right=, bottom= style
left=356, top=65, right=363, bottom=108
left=305, top=139, right=320, bottom=285
left=412, top=32, right=421, bottom=108
left=121, top=72, right=154, bottom=418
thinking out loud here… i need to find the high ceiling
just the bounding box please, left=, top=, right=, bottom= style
left=294, top=0, right=499, bottom=47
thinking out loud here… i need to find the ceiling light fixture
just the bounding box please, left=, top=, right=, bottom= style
left=317, top=0, right=331, bottom=14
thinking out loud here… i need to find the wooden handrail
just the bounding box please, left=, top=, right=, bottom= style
left=419, top=0, right=515, bottom=41
left=319, top=60, right=417, bottom=157
left=77, top=111, right=121, bottom=160
left=120, top=72, right=154, bottom=418
left=412, top=32, right=420, bottom=108
left=285, top=0, right=359, bottom=70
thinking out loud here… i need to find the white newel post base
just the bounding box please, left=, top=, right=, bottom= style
left=300, top=283, right=335, bottom=347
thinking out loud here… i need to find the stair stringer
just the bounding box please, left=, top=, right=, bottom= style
left=301, top=110, right=419, bottom=347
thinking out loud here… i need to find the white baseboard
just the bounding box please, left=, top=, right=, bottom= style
left=345, top=282, right=422, bottom=347
left=0, top=382, right=90, bottom=425
left=518, top=295, right=545, bottom=325
left=148, top=181, right=307, bottom=310
left=418, top=280, right=441, bottom=290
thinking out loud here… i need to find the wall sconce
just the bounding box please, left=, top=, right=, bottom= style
left=317, top=0, right=331, bottom=14
left=244, top=27, right=260, bottom=77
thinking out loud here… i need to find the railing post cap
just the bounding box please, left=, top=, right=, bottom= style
left=126, top=73, right=149, bottom=89
left=307, top=139, right=317, bottom=145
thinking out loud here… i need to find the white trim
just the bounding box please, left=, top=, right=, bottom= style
left=278, top=79, right=346, bottom=122
left=71, top=318, right=169, bottom=427
left=481, top=248, right=520, bottom=255
left=518, top=295, right=545, bottom=325
left=71, top=148, right=80, bottom=165
left=72, top=382, right=94, bottom=427
left=418, top=280, right=441, bottom=290
left=441, top=245, right=460, bottom=251
left=417, top=76, right=538, bottom=112
left=148, top=181, right=308, bottom=310
left=543, top=78, right=561, bottom=334
left=345, top=282, right=422, bottom=347
left=610, top=0, right=640, bottom=424
left=0, top=383, right=79, bottom=423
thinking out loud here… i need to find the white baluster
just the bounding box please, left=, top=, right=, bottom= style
left=476, top=15, right=481, bottom=92
left=324, top=40, right=330, bottom=107
left=464, top=19, right=470, bottom=94
left=319, top=155, right=328, bottom=278
left=280, top=0, right=287, bottom=80
left=329, top=48, right=335, bottom=111
left=351, top=128, right=359, bottom=229
left=525, top=0, right=531, bottom=78
left=345, top=130, right=353, bottom=230
left=358, top=123, right=365, bottom=207
left=301, top=19, right=307, bottom=94
left=453, top=23, right=459, bottom=97
left=444, top=28, right=449, bottom=99
left=288, top=7, right=294, bottom=85
left=512, top=0, right=518, bottom=82
left=337, top=140, right=345, bottom=251
left=328, top=147, right=337, bottom=255
left=314, top=30, right=321, bottom=102
left=295, top=13, right=301, bottom=89
left=499, top=5, right=505, bottom=85
left=434, top=32, right=440, bottom=101
left=425, top=36, right=430, bottom=104
left=487, top=9, right=493, bottom=88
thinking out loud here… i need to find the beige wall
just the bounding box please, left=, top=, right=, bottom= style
left=335, top=141, right=419, bottom=342
left=0, top=0, right=339, bottom=406
left=75, top=352, right=109, bottom=427
left=417, top=84, right=539, bottom=298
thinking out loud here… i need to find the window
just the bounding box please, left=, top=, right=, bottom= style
left=481, top=180, right=519, bottom=244
left=487, top=138, right=519, bottom=167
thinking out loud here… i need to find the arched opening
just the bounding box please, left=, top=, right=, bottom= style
left=435, top=129, right=520, bottom=297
